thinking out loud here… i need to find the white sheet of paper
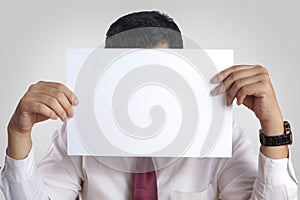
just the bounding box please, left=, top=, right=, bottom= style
left=66, top=49, right=233, bottom=157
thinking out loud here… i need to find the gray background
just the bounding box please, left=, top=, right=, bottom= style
left=0, top=0, right=299, bottom=199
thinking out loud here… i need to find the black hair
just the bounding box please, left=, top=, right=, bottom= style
left=105, top=11, right=183, bottom=48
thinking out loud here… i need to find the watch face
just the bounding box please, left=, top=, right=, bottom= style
left=284, top=121, right=292, bottom=134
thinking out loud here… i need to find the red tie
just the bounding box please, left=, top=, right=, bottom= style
left=133, top=157, right=158, bottom=200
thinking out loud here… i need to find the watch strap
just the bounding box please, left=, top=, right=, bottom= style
left=259, top=121, right=293, bottom=146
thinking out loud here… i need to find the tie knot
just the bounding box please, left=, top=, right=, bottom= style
left=135, top=157, right=155, bottom=173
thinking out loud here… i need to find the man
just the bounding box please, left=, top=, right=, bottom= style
left=0, top=11, right=298, bottom=199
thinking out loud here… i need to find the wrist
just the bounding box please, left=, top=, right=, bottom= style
left=7, top=119, right=32, bottom=137
left=7, top=124, right=32, bottom=160
left=259, top=120, right=291, bottom=159
left=260, top=145, right=289, bottom=159
left=260, top=118, right=284, bottom=136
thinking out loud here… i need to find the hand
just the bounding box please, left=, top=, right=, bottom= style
left=210, top=65, right=288, bottom=159
left=210, top=65, right=283, bottom=136
left=7, top=81, right=78, bottom=159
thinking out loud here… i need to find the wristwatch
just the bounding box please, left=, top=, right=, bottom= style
left=259, top=121, right=293, bottom=146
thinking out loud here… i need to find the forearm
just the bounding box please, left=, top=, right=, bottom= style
left=252, top=121, right=297, bottom=199
left=7, top=125, right=32, bottom=160
left=1, top=125, right=82, bottom=200
left=250, top=151, right=298, bottom=200
left=0, top=148, right=49, bottom=200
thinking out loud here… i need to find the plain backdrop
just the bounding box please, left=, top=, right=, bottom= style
left=0, top=0, right=299, bottom=199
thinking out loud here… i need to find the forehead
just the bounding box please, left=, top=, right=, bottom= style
left=152, top=42, right=169, bottom=48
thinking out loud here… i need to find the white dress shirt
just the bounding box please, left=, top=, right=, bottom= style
left=0, top=122, right=298, bottom=199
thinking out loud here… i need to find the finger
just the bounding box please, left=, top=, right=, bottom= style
left=220, top=66, right=267, bottom=94
left=236, top=82, right=262, bottom=105
left=22, top=99, right=58, bottom=120
left=226, top=75, right=266, bottom=106
left=211, top=65, right=257, bottom=83
left=38, top=87, right=74, bottom=118
left=35, top=81, right=79, bottom=106
left=30, top=93, right=68, bottom=122
left=210, top=65, right=267, bottom=96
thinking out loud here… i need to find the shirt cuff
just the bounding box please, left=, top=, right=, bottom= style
left=258, top=150, right=298, bottom=186
left=2, top=147, right=36, bottom=183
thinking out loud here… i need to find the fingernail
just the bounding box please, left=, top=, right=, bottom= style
left=63, top=115, right=68, bottom=122
left=69, top=110, right=74, bottom=118
left=73, top=97, right=79, bottom=106
left=227, top=101, right=231, bottom=106
left=210, top=88, right=218, bottom=96
left=211, top=75, right=219, bottom=83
